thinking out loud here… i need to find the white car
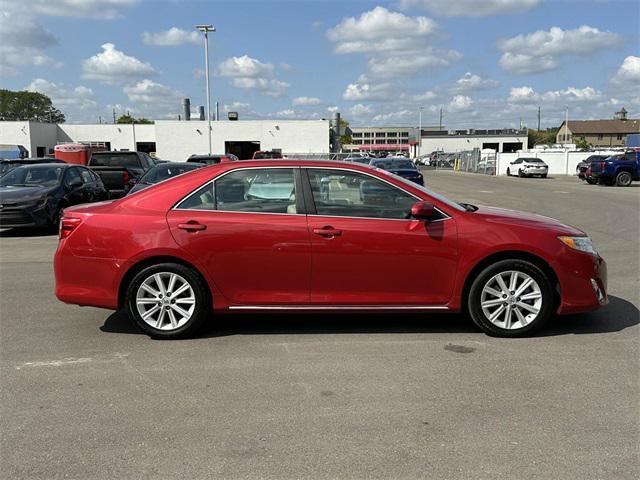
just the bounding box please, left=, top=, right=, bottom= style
left=506, top=158, right=549, bottom=178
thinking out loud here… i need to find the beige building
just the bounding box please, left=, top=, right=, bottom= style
left=557, top=108, right=639, bottom=147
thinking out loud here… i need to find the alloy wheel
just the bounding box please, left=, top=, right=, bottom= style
left=480, top=270, right=542, bottom=330
left=136, top=272, right=196, bottom=331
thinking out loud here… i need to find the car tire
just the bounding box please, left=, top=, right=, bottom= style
left=518, top=169, right=525, bottom=178
left=541, top=174, right=547, bottom=178
left=506, top=168, right=511, bottom=176
left=467, top=259, right=554, bottom=337
left=586, top=178, right=597, bottom=185
left=615, top=171, right=632, bottom=187
left=125, top=262, right=211, bottom=339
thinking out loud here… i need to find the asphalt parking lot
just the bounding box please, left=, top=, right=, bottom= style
left=1, top=171, right=638, bottom=480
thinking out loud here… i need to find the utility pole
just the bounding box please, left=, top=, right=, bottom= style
left=439, top=107, right=443, bottom=131
left=196, top=24, right=216, bottom=155
left=112, top=108, right=116, bottom=124
left=127, top=110, right=136, bottom=150
left=417, top=106, right=423, bottom=160
left=564, top=106, right=569, bottom=145
left=537, top=106, right=541, bottom=132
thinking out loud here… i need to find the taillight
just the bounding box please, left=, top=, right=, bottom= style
left=59, top=216, right=82, bottom=239
left=122, top=170, right=130, bottom=187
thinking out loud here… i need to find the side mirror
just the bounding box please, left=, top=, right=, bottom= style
left=410, top=201, right=435, bottom=220
left=67, top=178, right=83, bottom=189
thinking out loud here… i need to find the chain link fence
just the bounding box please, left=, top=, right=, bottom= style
left=425, top=149, right=496, bottom=175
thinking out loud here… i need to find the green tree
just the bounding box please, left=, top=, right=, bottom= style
left=0, top=89, right=65, bottom=123
left=116, top=114, right=153, bottom=124
left=527, top=128, right=559, bottom=148
left=574, top=137, right=591, bottom=149
left=338, top=118, right=352, bottom=146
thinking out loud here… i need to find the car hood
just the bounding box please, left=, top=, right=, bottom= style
left=472, top=205, right=584, bottom=236
left=0, top=185, right=54, bottom=204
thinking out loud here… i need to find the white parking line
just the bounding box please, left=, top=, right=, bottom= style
left=478, top=190, right=494, bottom=193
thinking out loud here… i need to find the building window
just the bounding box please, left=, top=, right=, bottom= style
left=352, top=132, right=362, bottom=138
left=375, top=132, right=386, bottom=138
left=364, top=132, right=371, bottom=138
left=400, top=132, right=409, bottom=138
left=376, top=140, right=386, bottom=144
left=617, top=135, right=623, bottom=140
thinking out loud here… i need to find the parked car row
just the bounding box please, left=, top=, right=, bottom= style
left=577, top=149, right=639, bottom=187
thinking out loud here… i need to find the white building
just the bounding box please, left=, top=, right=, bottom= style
left=421, top=129, right=527, bottom=154
left=0, top=120, right=330, bottom=160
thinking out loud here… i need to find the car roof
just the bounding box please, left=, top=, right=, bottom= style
left=10, top=162, right=73, bottom=169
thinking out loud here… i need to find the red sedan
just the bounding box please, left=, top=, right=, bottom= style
left=54, top=160, right=607, bottom=339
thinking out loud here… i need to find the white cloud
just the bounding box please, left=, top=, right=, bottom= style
left=399, top=0, right=539, bottom=17
left=0, top=10, right=61, bottom=75
left=293, top=96, right=322, bottom=106
left=450, top=72, right=499, bottom=93
left=327, top=106, right=339, bottom=113
left=224, top=102, right=251, bottom=114
left=82, top=43, right=156, bottom=85
left=611, top=56, right=640, bottom=87
left=498, top=25, right=622, bottom=74
left=343, top=81, right=394, bottom=101
left=231, top=78, right=289, bottom=97
left=350, top=104, right=373, bottom=117
left=507, top=86, right=603, bottom=104
left=414, top=90, right=437, bottom=101
left=20, top=0, right=139, bottom=19
left=142, top=27, right=200, bottom=46
left=373, top=110, right=414, bottom=122
left=122, top=79, right=184, bottom=118
left=448, top=95, right=473, bottom=112
left=218, top=55, right=274, bottom=78
left=327, top=7, right=438, bottom=54
left=25, top=78, right=97, bottom=115
left=218, top=55, right=289, bottom=97
left=368, top=49, right=461, bottom=77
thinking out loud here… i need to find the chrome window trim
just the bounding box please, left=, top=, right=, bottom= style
left=303, top=166, right=451, bottom=223
left=173, top=164, right=452, bottom=222
left=173, top=165, right=300, bottom=214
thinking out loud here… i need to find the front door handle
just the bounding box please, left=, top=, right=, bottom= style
left=313, top=227, right=342, bottom=237
left=178, top=221, right=206, bottom=232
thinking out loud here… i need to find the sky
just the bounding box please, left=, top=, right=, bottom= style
left=1, top=0, right=638, bottom=129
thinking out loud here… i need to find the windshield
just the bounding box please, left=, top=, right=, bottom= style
left=0, top=163, right=19, bottom=176
left=90, top=153, right=140, bottom=168
left=376, top=168, right=466, bottom=212
left=371, top=159, right=416, bottom=170
left=0, top=165, right=64, bottom=187
left=522, top=158, right=544, bottom=163
left=139, top=163, right=202, bottom=184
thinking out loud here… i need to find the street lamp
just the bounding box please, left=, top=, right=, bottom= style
left=196, top=24, right=215, bottom=155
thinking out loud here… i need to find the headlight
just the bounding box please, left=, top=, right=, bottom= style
left=558, top=236, right=597, bottom=254
left=36, top=196, right=48, bottom=208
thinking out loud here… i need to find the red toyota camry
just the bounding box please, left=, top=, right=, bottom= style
left=54, top=160, right=607, bottom=339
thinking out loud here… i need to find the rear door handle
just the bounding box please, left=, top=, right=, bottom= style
left=313, top=227, right=342, bottom=237
left=178, top=221, right=206, bottom=232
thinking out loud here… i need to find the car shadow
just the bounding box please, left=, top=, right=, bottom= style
left=100, top=295, right=638, bottom=339
left=0, top=227, right=57, bottom=237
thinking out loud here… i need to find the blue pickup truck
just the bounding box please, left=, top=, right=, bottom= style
left=590, top=149, right=640, bottom=187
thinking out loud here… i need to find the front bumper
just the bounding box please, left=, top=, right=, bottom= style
left=0, top=205, right=52, bottom=228
left=554, top=251, right=608, bottom=315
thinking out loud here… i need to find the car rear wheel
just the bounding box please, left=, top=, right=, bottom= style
left=468, top=259, right=554, bottom=337
left=615, top=171, right=632, bottom=187
left=506, top=168, right=511, bottom=176
left=125, top=263, right=210, bottom=339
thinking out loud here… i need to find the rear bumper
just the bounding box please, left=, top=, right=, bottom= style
left=554, top=252, right=608, bottom=315
left=54, top=240, right=120, bottom=309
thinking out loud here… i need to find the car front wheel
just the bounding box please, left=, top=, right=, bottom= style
left=468, top=259, right=554, bottom=337
left=125, top=262, right=210, bottom=339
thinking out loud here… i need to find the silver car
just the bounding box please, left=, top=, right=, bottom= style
left=506, top=158, right=549, bottom=178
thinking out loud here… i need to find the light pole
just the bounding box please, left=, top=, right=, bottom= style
left=196, top=24, right=215, bottom=155
left=417, top=106, right=423, bottom=160
left=564, top=106, right=569, bottom=146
